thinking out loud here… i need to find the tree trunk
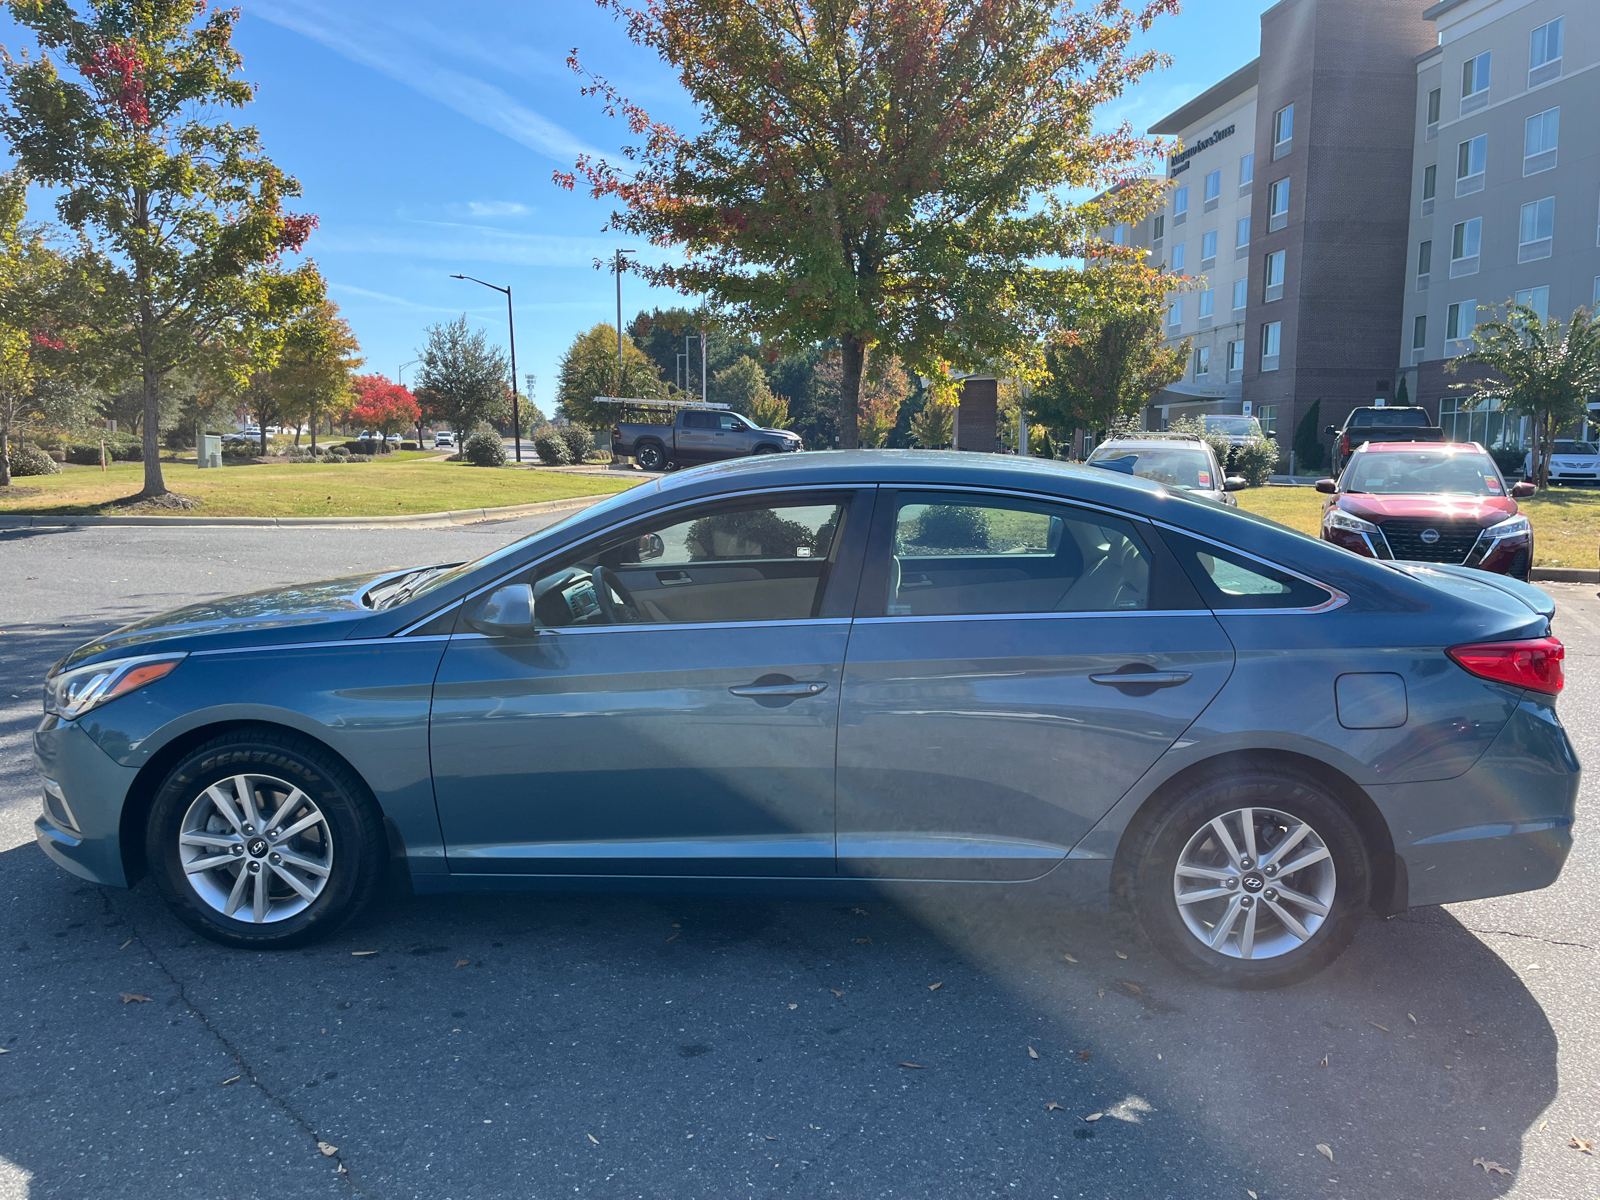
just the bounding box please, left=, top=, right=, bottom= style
left=0, top=419, right=11, bottom=487
left=310, top=414, right=317, bottom=455
left=838, top=333, right=865, bottom=450
left=135, top=187, right=167, bottom=498
left=140, top=361, right=165, bottom=496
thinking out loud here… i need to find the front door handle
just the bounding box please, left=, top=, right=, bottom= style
left=1089, top=670, right=1192, bottom=690
left=729, top=681, right=828, bottom=698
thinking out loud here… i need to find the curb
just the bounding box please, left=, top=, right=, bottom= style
left=1529, top=568, right=1599, bottom=583
left=0, top=493, right=620, bottom=530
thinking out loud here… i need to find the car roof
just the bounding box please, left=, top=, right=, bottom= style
left=1091, top=438, right=1211, bottom=452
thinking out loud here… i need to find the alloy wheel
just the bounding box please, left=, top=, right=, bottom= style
left=1172, top=806, right=1337, bottom=960
left=177, top=773, right=334, bottom=924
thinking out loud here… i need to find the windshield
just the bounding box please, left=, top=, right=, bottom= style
left=1343, top=451, right=1502, bottom=496
left=1202, top=416, right=1263, bottom=437
left=1088, top=445, right=1216, bottom=490
left=1552, top=441, right=1597, bottom=456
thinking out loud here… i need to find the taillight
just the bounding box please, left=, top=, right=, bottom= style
left=1341, top=435, right=1350, bottom=457
left=1447, top=637, right=1564, bottom=695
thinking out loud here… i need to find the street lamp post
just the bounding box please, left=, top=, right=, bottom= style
left=399, top=358, right=421, bottom=446
left=449, top=274, right=522, bottom=463
left=614, top=249, right=636, bottom=394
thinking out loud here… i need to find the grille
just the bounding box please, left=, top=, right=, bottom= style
left=1379, top=518, right=1482, bottom=563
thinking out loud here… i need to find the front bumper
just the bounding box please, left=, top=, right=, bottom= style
left=1323, top=520, right=1532, bottom=578
left=1367, top=696, right=1577, bottom=907
left=32, top=716, right=141, bottom=887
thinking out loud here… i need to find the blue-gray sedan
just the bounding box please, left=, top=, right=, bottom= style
left=33, top=452, right=1578, bottom=987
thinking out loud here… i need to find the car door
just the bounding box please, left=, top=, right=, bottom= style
left=429, top=488, right=871, bottom=877
left=673, top=411, right=715, bottom=461
left=835, top=488, right=1236, bottom=881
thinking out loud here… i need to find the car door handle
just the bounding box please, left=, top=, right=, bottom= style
left=1088, top=671, right=1192, bottom=690
left=657, top=571, right=692, bottom=585
left=729, top=681, right=829, bottom=698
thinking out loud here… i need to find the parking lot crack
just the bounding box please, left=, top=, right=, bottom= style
left=1462, top=926, right=1596, bottom=952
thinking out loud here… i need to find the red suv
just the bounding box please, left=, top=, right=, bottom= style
left=1317, top=441, right=1536, bottom=579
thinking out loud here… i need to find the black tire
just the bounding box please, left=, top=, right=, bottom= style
left=145, top=729, right=387, bottom=949
left=635, top=442, right=665, bottom=471
left=753, top=445, right=779, bottom=455
left=1124, top=766, right=1369, bottom=989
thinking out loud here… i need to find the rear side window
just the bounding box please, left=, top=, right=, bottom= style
left=1161, top=530, right=1333, bottom=611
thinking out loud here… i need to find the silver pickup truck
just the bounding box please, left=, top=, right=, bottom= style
left=610, top=408, right=802, bottom=470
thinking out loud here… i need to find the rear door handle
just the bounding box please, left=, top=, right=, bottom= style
left=729, top=681, right=828, bottom=698
left=1089, top=671, right=1192, bottom=690
left=657, top=571, right=692, bottom=585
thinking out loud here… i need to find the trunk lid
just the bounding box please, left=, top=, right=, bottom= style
left=1385, top=562, right=1554, bottom=634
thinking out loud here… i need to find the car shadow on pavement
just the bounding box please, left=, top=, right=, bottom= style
left=0, top=846, right=1552, bottom=1200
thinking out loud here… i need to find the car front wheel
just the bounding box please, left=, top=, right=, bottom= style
left=1125, top=767, right=1369, bottom=988
left=146, top=730, right=386, bottom=949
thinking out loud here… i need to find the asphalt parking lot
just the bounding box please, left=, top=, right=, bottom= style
left=1, top=520, right=1596, bottom=1200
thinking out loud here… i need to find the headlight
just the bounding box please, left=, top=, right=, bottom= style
left=1486, top=514, right=1531, bottom=538
left=1324, top=508, right=1378, bottom=534
left=44, top=653, right=186, bottom=720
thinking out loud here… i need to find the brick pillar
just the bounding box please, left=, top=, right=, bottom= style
left=957, top=377, right=998, bottom=452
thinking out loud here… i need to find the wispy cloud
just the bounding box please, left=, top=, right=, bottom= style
left=315, top=224, right=644, bottom=270
left=461, top=201, right=532, bottom=218
left=327, top=282, right=499, bottom=315
left=245, top=0, right=605, bottom=166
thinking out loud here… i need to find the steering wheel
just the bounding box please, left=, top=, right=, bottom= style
left=590, top=565, right=641, bottom=623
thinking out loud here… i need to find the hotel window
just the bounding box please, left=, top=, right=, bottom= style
left=1199, top=288, right=1215, bottom=320
left=1446, top=299, right=1478, bottom=354
left=1239, top=152, right=1254, bottom=191
left=1235, top=214, right=1251, bottom=257
left=1412, top=315, right=1427, bottom=361
left=1168, top=297, right=1182, bottom=329
left=1261, top=321, right=1281, bottom=372
left=1112, top=223, right=1128, bottom=246
left=1257, top=405, right=1277, bottom=437
left=1196, top=346, right=1210, bottom=379
left=1514, top=285, right=1550, bottom=321
left=1451, top=217, right=1481, bottom=277
left=1267, top=178, right=1290, bottom=232
left=1518, top=197, right=1554, bottom=262
left=1426, top=87, right=1441, bottom=141
left=1173, top=184, right=1189, bottom=225
left=1172, top=241, right=1187, bottom=271
left=1227, top=340, right=1245, bottom=383
left=1204, top=169, right=1221, bottom=212
left=1232, top=278, right=1248, bottom=311
left=1529, top=17, right=1564, bottom=87
left=1201, top=229, right=1218, bottom=267
left=1416, top=240, right=1431, bottom=290
left=1461, top=50, right=1490, bottom=114
left=1272, top=104, right=1294, bottom=160
left=1524, top=108, right=1559, bottom=175
left=1455, top=134, right=1486, bottom=197
left=1421, top=164, right=1436, bottom=216
left=1264, top=250, right=1286, bottom=303
left=1152, top=214, right=1164, bottom=246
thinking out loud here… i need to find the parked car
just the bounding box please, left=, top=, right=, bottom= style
left=1317, top=441, right=1536, bottom=578
left=35, top=451, right=1575, bottom=988
left=1201, top=414, right=1272, bottom=460
left=1085, top=433, right=1245, bottom=506
left=1325, top=407, right=1442, bottom=472
left=611, top=407, right=801, bottom=470
left=1527, top=439, right=1598, bottom=485
left=433, top=430, right=456, bottom=450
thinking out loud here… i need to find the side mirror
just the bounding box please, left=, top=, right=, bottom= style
left=1264, top=430, right=1277, bottom=439
left=1323, top=425, right=1338, bottom=437
left=636, top=533, right=664, bottom=561
left=1223, top=476, right=1247, bottom=492
left=465, top=583, right=539, bottom=638
left=1510, top=480, right=1537, bottom=498
left=1314, top=478, right=1338, bottom=494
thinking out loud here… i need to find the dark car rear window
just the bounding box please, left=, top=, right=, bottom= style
left=1349, top=409, right=1430, bottom=427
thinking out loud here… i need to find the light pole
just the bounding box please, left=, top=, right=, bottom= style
left=399, top=358, right=422, bottom=445
left=449, top=274, right=522, bottom=462
left=613, top=249, right=636, bottom=396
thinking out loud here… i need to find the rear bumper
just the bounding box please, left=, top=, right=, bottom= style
left=32, top=716, right=140, bottom=888
left=1368, top=696, right=1577, bottom=907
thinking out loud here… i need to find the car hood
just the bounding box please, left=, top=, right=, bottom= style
left=57, top=569, right=411, bottom=671
left=1337, top=493, right=1517, bottom=527
left=762, top=427, right=801, bottom=438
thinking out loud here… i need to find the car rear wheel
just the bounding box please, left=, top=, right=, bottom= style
left=146, top=730, right=386, bottom=949
left=635, top=443, right=665, bottom=471
left=1125, top=767, right=1369, bottom=988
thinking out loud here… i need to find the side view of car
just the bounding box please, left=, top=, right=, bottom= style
left=1086, top=432, right=1245, bottom=506
left=611, top=405, right=802, bottom=470
left=34, top=452, right=1577, bottom=989
left=1318, top=440, right=1536, bottom=578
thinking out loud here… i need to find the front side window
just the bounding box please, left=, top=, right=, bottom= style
left=885, top=493, right=1154, bottom=616
left=533, top=498, right=849, bottom=627
left=1205, top=169, right=1221, bottom=203
left=1240, top=152, right=1254, bottom=187
left=1202, top=229, right=1218, bottom=262
left=1519, top=197, right=1554, bottom=260
left=1524, top=108, right=1559, bottom=173
left=1162, top=531, right=1331, bottom=611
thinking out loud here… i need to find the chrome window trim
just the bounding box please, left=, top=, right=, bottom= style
left=854, top=610, right=1219, bottom=626
left=448, top=617, right=853, bottom=640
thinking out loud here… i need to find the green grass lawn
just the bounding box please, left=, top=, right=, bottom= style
left=1236, top=484, right=1600, bottom=569
left=0, top=456, right=641, bottom=518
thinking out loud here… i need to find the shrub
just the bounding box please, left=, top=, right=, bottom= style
left=1490, top=447, right=1525, bottom=478
left=906, top=503, right=989, bottom=553
left=7, top=441, right=61, bottom=476
left=533, top=430, right=571, bottom=465
left=401, top=441, right=419, bottom=451
left=558, top=425, right=593, bottom=463
left=328, top=443, right=350, bottom=457
left=1232, top=438, right=1278, bottom=487
left=463, top=431, right=507, bottom=467
left=64, top=443, right=102, bottom=465
left=685, top=508, right=822, bottom=558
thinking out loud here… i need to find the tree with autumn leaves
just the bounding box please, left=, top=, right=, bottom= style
left=1, top=0, right=322, bottom=502
left=561, top=0, right=1177, bottom=447
left=351, top=374, right=421, bottom=443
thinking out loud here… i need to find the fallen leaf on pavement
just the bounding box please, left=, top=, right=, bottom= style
left=1121, top=981, right=1142, bottom=994
left=855, top=938, right=873, bottom=945
left=1083, top=1112, right=1102, bottom=1122
left=1077, top=1050, right=1092, bottom=1062
left=1028, top=1046, right=1039, bottom=1060
left=666, top=934, right=678, bottom=942
left=351, top=951, right=377, bottom=957
left=118, top=939, right=131, bottom=950
left=1316, top=1144, right=1333, bottom=1162
left=830, top=989, right=844, bottom=998
left=1062, top=953, right=1079, bottom=964
left=788, top=1003, right=798, bottom=1010
left=1248, top=1192, right=1258, bottom=1199
left=317, top=1142, right=338, bottom=1157
left=0, top=1048, right=7, bottom=1055
left=454, top=959, right=470, bottom=969
left=1096, top=988, right=1106, bottom=997
left=1319, top=1054, right=1329, bottom=1068
left=1407, top=1013, right=1417, bottom=1024
left=764, top=1135, right=776, bottom=1141
left=1570, top=1137, right=1594, bottom=1155
left=1045, top=1101, right=1063, bottom=1111
left=899, top=1062, right=923, bottom=1069
left=1472, top=1157, right=1512, bottom=1175
left=119, top=993, right=150, bottom=1004
left=1539, top=1119, right=1549, bottom=1131
left=853, top=908, right=869, bottom=915
left=1369, top=1022, right=1390, bottom=1032
left=1115, top=951, right=1128, bottom=960
left=219, top=1075, right=240, bottom=1087
left=587, top=1133, right=599, bottom=1145
left=928, top=982, right=942, bottom=991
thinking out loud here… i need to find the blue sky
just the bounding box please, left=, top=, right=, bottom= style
left=1, top=0, right=1262, bottom=412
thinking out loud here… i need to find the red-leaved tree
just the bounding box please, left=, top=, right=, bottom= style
left=351, top=374, right=420, bottom=445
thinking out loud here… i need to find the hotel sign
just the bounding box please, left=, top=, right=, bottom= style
left=1168, top=124, right=1236, bottom=176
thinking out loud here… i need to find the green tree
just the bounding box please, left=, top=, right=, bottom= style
left=414, top=315, right=511, bottom=435
left=271, top=296, right=363, bottom=452
left=562, top=0, right=1178, bottom=448
left=1450, top=302, right=1600, bottom=487
left=1292, top=398, right=1324, bottom=474
left=1394, top=376, right=1410, bottom=406
left=1031, top=302, right=1188, bottom=437
left=1, top=0, right=320, bottom=500
left=555, top=321, right=666, bottom=427
left=910, top=401, right=954, bottom=449
left=710, top=355, right=774, bottom=418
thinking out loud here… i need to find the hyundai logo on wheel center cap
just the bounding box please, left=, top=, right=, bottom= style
left=247, top=837, right=269, bottom=857
left=1420, top=528, right=1441, bottom=544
